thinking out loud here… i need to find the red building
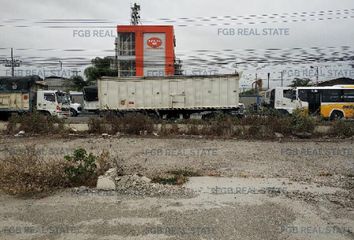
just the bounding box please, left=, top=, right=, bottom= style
left=116, top=25, right=176, bottom=77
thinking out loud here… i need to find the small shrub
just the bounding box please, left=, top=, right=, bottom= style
left=6, top=112, right=66, bottom=135
left=247, top=125, right=261, bottom=137
left=207, top=118, right=235, bottom=137
left=167, top=168, right=201, bottom=177
left=160, top=123, right=180, bottom=135
left=151, top=175, right=188, bottom=185
left=89, top=113, right=154, bottom=135
left=64, top=148, right=110, bottom=186
left=186, top=124, right=201, bottom=135
left=0, top=147, right=110, bottom=195
left=330, top=120, right=354, bottom=137
left=268, top=116, right=293, bottom=135
left=110, top=113, right=154, bottom=135
left=88, top=117, right=109, bottom=134
left=0, top=147, right=69, bottom=195
left=290, top=110, right=315, bottom=133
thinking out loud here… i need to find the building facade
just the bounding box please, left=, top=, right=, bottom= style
left=116, top=25, right=176, bottom=77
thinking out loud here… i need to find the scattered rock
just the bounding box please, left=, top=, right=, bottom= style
left=95, top=168, right=192, bottom=197
left=96, top=175, right=116, bottom=190
left=102, top=133, right=110, bottom=138
left=141, top=176, right=151, bottom=183
left=139, top=130, right=148, bottom=136
left=275, top=132, right=284, bottom=138
left=70, top=128, right=78, bottom=132
left=14, top=130, right=25, bottom=137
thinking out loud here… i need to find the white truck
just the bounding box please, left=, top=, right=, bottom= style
left=0, top=76, right=70, bottom=117
left=263, top=87, right=297, bottom=114
left=96, top=74, right=242, bottom=119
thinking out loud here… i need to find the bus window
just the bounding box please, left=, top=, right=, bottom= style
left=343, top=90, right=354, bottom=102
left=298, top=89, right=309, bottom=101
left=322, top=90, right=342, bottom=102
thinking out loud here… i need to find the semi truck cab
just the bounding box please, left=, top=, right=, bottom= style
left=264, top=87, right=297, bottom=114
left=36, top=90, right=70, bottom=117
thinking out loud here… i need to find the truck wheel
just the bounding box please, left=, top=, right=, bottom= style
left=70, top=109, right=78, bottom=117
left=330, top=111, right=344, bottom=121
left=39, top=111, right=51, bottom=117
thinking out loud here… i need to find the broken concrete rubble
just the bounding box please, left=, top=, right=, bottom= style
left=96, top=168, right=193, bottom=197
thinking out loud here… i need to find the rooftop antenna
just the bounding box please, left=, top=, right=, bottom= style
left=131, top=3, right=141, bottom=25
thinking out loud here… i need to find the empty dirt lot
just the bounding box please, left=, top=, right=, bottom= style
left=0, top=136, right=353, bottom=240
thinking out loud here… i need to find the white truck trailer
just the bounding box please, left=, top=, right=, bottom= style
left=97, top=74, right=242, bottom=118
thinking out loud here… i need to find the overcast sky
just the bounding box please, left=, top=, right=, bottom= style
left=0, top=0, right=354, bottom=87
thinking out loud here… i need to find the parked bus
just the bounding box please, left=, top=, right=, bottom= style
left=264, top=85, right=354, bottom=120
left=297, top=85, right=354, bottom=120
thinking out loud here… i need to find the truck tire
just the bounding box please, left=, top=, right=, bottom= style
left=70, top=108, right=78, bottom=117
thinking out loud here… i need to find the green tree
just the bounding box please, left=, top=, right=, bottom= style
left=288, top=78, right=312, bottom=87
left=84, top=66, right=100, bottom=83
left=84, top=57, right=118, bottom=82
left=70, top=75, right=88, bottom=91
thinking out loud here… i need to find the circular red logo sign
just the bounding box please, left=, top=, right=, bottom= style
left=147, top=37, right=162, bottom=48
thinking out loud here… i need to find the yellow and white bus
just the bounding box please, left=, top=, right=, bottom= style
left=297, top=85, right=354, bottom=120
left=263, top=85, right=354, bottom=120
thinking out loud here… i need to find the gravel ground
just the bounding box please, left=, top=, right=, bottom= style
left=0, top=135, right=353, bottom=240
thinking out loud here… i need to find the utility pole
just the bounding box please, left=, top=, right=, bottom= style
left=130, top=3, right=141, bottom=25
left=115, top=37, right=120, bottom=77
left=267, top=73, right=270, bottom=89
left=316, top=67, right=319, bottom=85
left=280, top=71, right=284, bottom=87
left=4, top=48, right=21, bottom=77
left=310, top=66, right=319, bottom=85
left=11, top=48, right=14, bottom=77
